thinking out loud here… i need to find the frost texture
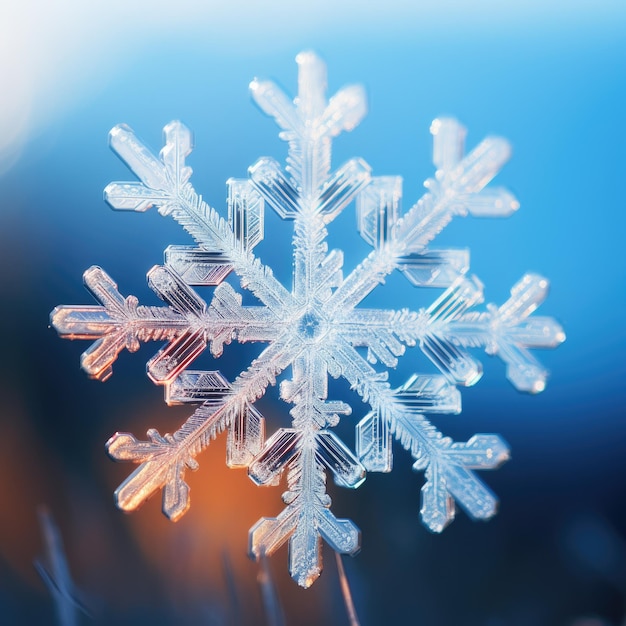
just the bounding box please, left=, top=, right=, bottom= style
left=51, top=52, right=565, bottom=587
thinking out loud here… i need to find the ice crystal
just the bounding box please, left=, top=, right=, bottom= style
left=51, top=52, right=565, bottom=587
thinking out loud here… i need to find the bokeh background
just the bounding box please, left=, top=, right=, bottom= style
left=1, top=1, right=625, bottom=624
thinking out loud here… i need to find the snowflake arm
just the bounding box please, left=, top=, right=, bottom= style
left=250, top=50, right=367, bottom=201
left=104, top=121, right=294, bottom=315
left=248, top=352, right=363, bottom=588
left=437, top=273, right=565, bottom=392
left=330, top=336, right=509, bottom=532
left=249, top=443, right=361, bottom=589
left=249, top=51, right=370, bottom=308
left=327, top=118, right=519, bottom=317
left=340, top=273, right=565, bottom=392
left=107, top=333, right=303, bottom=521
left=51, top=265, right=280, bottom=383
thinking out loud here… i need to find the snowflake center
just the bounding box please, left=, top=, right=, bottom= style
left=297, top=308, right=329, bottom=342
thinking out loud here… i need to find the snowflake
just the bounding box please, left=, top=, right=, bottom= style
left=51, top=52, right=564, bottom=587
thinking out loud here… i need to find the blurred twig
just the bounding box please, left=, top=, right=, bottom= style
left=335, top=551, right=360, bottom=626
left=221, top=550, right=242, bottom=626
left=35, top=506, right=90, bottom=626
left=257, top=550, right=285, bottom=626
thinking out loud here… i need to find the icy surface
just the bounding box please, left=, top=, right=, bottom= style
left=51, top=51, right=564, bottom=587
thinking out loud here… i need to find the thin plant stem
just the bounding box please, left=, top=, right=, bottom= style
left=335, top=551, right=360, bottom=626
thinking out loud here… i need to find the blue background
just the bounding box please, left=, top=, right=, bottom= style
left=0, top=3, right=625, bottom=624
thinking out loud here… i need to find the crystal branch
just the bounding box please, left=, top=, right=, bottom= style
left=251, top=51, right=367, bottom=202
left=51, top=265, right=279, bottom=383
left=333, top=336, right=509, bottom=532
left=248, top=351, right=363, bottom=587
left=104, top=121, right=294, bottom=315
left=328, top=118, right=519, bottom=315
left=341, top=274, right=565, bottom=392
left=107, top=334, right=302, bottom=521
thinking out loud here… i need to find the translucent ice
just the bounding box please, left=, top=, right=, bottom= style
left=52, top=51, right=564, bottom=587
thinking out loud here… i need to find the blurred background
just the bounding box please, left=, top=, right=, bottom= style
left=1, top=1, right=625, bottom=624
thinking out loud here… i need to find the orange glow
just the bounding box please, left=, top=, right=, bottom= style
left=112, top=406, right=336, bottom=622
